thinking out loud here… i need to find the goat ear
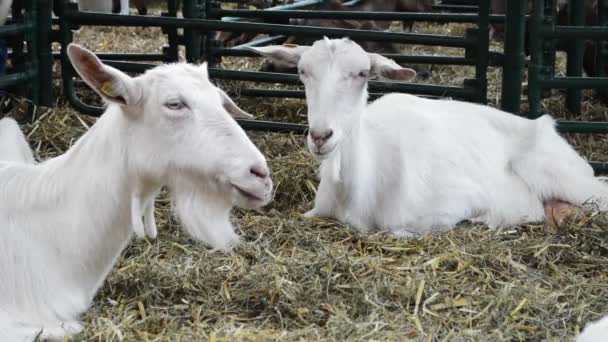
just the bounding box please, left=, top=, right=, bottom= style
left=245, top=44, right=309, bottom=70
left=217, top=87, right=254, bottom=119
left=67, top=43, right=141, bottom=106
left=368, top=53, right=417, bottom=82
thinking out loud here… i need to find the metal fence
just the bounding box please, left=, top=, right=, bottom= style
left=0, top=0, right=53, bottom=107
left=1, top=0, right=608, bottom=171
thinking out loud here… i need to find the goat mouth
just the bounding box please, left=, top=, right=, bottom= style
left=232, top=184, right=265, bottom=202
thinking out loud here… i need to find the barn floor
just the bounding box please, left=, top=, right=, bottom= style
left=11, top=3, right=608, bottom=341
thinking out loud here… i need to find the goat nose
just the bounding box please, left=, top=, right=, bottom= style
left=310, top=129, right=333, bottom=147
left=250, top=164, right=269, bottom=179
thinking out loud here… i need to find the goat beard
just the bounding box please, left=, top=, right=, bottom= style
left=169, top=177, right=239, bottom=252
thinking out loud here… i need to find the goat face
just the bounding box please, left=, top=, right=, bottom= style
left=66, top=43, right=273, bottom=211
left=138, top=63, right=273, bottom=209
left=299, top=38, right=417, bottom=159
left=246, top=38, right=416, bottom=160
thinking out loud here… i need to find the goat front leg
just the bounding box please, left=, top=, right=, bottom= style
left=303, top=178, right=337, bottom=219
left=142, top=191, right=159, bottom=239
left=130, top=195, right=146, bottom=239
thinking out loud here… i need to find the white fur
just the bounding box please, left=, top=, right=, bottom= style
left=577, top=315, right=608, bottom=342
left=250, top=38, right=608, bottom=236
left=0, top=44, right=271, bottom=341
left=77, top=0, right=130, bottom=14
left=0, top=0, right=11, bottom=25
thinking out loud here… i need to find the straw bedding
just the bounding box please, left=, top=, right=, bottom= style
left=2, top=2, right=607, bottom=340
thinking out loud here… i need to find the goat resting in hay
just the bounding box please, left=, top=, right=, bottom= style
left=248, top=37, right=608, bottom=237
left=0, top=43, right=272, bottom=341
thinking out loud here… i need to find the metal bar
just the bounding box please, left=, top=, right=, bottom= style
left=541, top=26, right=608, bottom=39
left=209, top=69, right=475, bottom=98
left=0, top=23, right=34, bottom=36
left=500, top=0, right=526, bottom=113
left=238, top=119, right=307, bottom=133
left=183, top=0, right=202, bottom=62
left=218, top=47, right=477, bottom=65
left=472, top=0, right=489, bottom=104
left=528, top=0, right=544, bottom=118
left=556, top=120, right=608, bottom=134
left=539, top=77, right=608, bottom=89
left=589, top=162, right=608, bottom=174
left=221, top=0, right=322, bottom=22
left=0, top=70, right=36, bottom=88
left=213, top=9, right=517, bottom=24
left=232, top=35, right=287, bottom=48
left=37, top=0, right=54, bottom=106
left=565, top=0, right=584, bottom=114
left=432, top=4, right=478, bottom=12
left=62, top=12, right=474, bottom=48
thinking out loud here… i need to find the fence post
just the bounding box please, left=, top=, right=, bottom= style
left=37, top=0, right=53, bottom=107
left=528, top=0, right=543, bottom=117
left=565, top=0, right=584, bottom=114
left=471, top=0, right=489, bottom=104
left=500, top=0, right=526, bottom=114
left=183, top=0, right=202, bottom=62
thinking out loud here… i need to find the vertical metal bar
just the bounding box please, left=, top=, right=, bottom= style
left=59, top=0, right=77, bottom=106
left=183, top=0, right=202, bottom=62
left=565, top=0, right=584, bottom=113
left=37, top=0, right=54, bottom=107
left=597, top=0, right=606, bottom=77
left=501, top=0, right=526, bottom=114
left=473, top=0, right=490, bottom=104
left=162, top=0, right=180, bottom=62
left=26, top=0, right=40, bottom=105
left=528, top=0, right=543, bottom=118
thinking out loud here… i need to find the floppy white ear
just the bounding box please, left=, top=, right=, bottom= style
left=368, top=53, right=417, bottom=82
left=67, top=43, right=142, bottom=106
left=217, top=87, right=254, bottom=119
left=245, top=44, right=310, bottom=70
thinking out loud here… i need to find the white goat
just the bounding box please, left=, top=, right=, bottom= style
left=0, top=0, right=11, bottom=25
left=0, top=43, right=272, bottom=341
left=577, top=315, right=608, bottom=342
left=77, top=0, right=130, bottom=15
left=249, top=37, right=608, bottom=236
left=0, top=117, right=35, bottom=164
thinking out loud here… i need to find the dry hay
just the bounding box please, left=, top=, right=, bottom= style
left=4, top=5, right=608, bottom=341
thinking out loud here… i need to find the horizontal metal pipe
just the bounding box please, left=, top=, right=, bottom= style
left=217, top=48, right=475, bottom=65
left=232, top=35, right=287, bottom=48
left=221, top=0, right=322, bottom=22
left=432, top=4, right=478, bottom=12
left=52, top=52, right=167, bottom=61
left=556, top=120, right=608, bottom=133
left=590, top=162, right=608, bottom=174
left=214, top=9, right=517, bottom=24
left=239, top=88, right=306, bottom=98
left=237, top=119, right=308, bottom=133
left=0, top=23, right=34, bottom=36
left=538, top=77, right=608, bottom=89
left=541, top=26, right=608, bottom=40
left=209, top=68, right=474, bottom=97
left=64, top=12, right=473, bottom=48
left=0, top=70, right=36, bottom=88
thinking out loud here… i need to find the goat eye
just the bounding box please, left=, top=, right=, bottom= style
left=298, top=69, right=307, bottom=77
left=358, top=70, right=370, bottom=78
left=165, top=101, right=185, bottom=110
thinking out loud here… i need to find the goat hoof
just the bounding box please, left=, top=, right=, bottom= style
left=544, top=200, right=580, bottom=228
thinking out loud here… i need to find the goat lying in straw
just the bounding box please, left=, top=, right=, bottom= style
left=0, top=43, right=272, bottom=341
left=249, top=37, right=608, bottom=237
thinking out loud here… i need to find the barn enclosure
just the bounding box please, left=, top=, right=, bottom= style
left=0, top=1, right=607, bottom=340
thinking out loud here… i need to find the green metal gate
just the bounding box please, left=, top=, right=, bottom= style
left=0, top=0, right=53, bottom=107
left=3, top=0, right=608, bottom=171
